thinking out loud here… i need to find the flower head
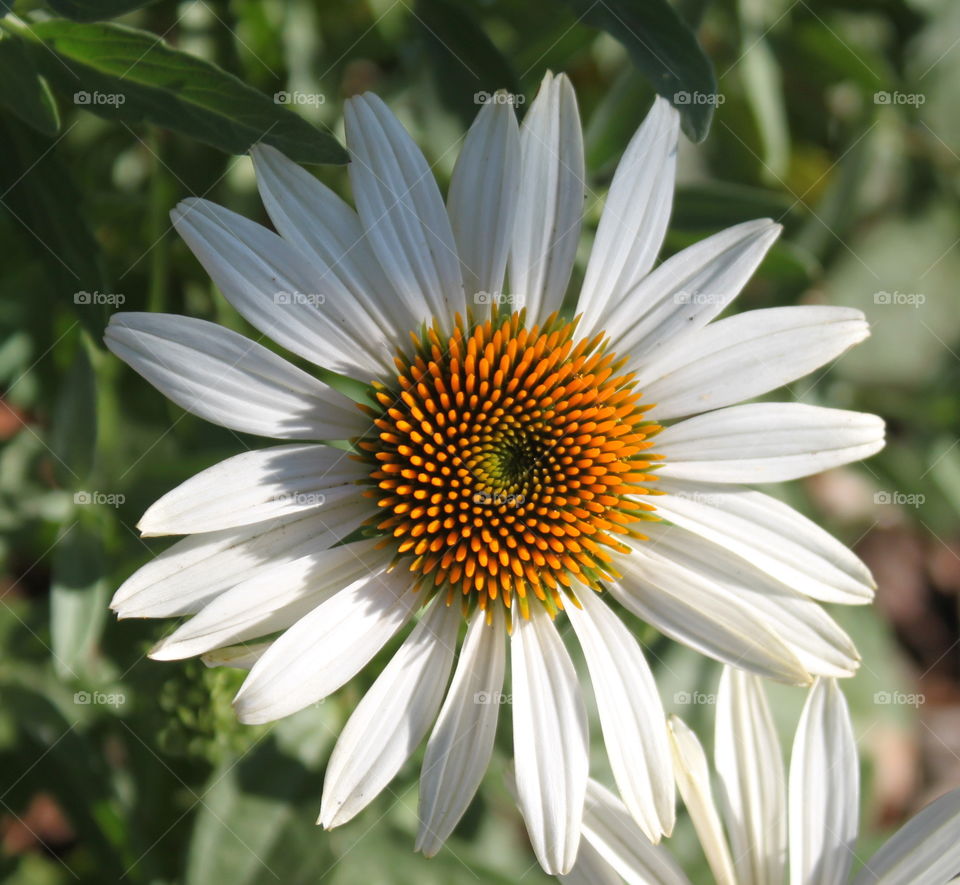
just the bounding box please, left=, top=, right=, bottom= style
left=106, top=72, right=883, bottom=873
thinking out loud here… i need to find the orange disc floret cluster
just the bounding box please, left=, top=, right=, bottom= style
left=356, top=310, right=661, bottom=619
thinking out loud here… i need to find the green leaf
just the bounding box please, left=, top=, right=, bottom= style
left=50, top=517, right=110, bottom=680
left=562, top=0, right=718, bottom=141
left=0, top=35, right=60, bottom=136
left=24, top=20, right=348, bottom=165
left=585, top=67, right=654, bottom=174
left=46, top=0, right=157, bottom=21
left=50, top=340, right=97, bottom=485
left=414, top=0, right=521, bottom=128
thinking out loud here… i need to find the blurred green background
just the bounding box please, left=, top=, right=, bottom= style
left=0, top=0, right=958, bottom=882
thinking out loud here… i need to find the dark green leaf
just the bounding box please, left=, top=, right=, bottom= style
left=0, top=35, right=60, bottom=136
left=25, top=20, right=348, bottom=165
left=0, top=113, right=109, bottom=340
left=414, top=0, right=521, bottom=128
left=46, top=0, right=157, bottom=21
left=562, top=0, right=718, bottom=141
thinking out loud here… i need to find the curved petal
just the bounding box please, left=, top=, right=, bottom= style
left=789, top=678, right=859, bottom=885
left=319, top=596, right=460, bottom=828
left=148, top=538, right=390, bottom=660
left=447, top=97, right=521, bottom=302
left=581, top=780, right=693, bottom=885
left=655, top=403, right=885, bottom=483
left=417, top=606, right=505, bottom=856
left=251, top=143, right=413, bottom=341
left=171, top=198, right=389, bottom=378
left=638, top=524, right=859, bottom=679
left=604, top=219, right=781, bottom=366
left=647, top=478, right=875, bottom=605
left=104, top=313, right=367, bottom=441
left=668, top=716, right=738, bottom=885
left=344, top=92, right=464, bottom=323
left=566, top=589, right=675, bottom=841
left=559, top=838, right=625, bottom=885
left=232, top=569, right=421, bottom=724
left=638, top=306, right=870, bottom=420
left=577, top=98, right=679, bottom=338
left=138, top=444, right=366, bottom=536
left=511, top=604, right=588, bottom=875
left=715, top=667, right=787, bottom=885
left=611, top=545, right=810, bottom=684
left=851, top=788, right=960, bottom=885
left=509, top=71, right=584, bottom=324
left=112, top=502, right=372, bottom=618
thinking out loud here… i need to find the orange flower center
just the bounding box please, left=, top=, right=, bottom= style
left=357, top=310, right=661, bottom=619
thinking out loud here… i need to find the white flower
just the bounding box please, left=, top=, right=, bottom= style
left=105, top=72, right=883, bottom=874
left=560, top=669, right=960, bottom=885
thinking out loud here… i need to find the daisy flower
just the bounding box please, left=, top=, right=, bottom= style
left=106, top=72, right=883, bottom=873
left=560, top=669, right=960, bottom=885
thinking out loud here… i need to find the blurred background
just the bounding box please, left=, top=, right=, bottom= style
left=0, top=0, right=958, bottom=882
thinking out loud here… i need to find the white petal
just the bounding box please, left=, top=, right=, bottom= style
left=639, top=306, right=870, bottom=420
left=611, top=544, right=810, bottom=684
left=112, top=502, right=372, bottom=618
left=604, top=219, right=781, bottom=365
left=104, top=313, right=366, bottom=440
left=648, top=478, right=875, bottom=605
left=149, top=538, right=389, bottom=660
left=789, top=678, right=859, bottom=885
left=138, top=444, right=366, bottom=536
left=656, top=402, right=885, bottom=483
left=577, top=98, right=679, bottom=338
left=233, top=569, right=422, bottom=724
left=512, top=605, right=588, bottom=875
left=668, top=716, right=738, bottom=885
left=566, top=589, right=675, bottom=841
left=638, top=524, right=859, bottom=679
left=319, top=596, right=460, bottom=828
left=509, top=71, right=584, bottom=324
left=201, top=641, right=270, bottom=670
left=715, top=667, right=787, bottom=885
left=559, top=838, right=624, bottom=885
left=344, top=92, right=464, bottom=323
left=171, top=198, right=388, bottom=378
left=416, top=606, right=505, bottom=856
left=250, top=143, right=413, bottom=342
left=851, top=788, right=960, bottom=885
left=581, top=780, right=692, bottom=885
left=447, top=97, right=521, bottom=301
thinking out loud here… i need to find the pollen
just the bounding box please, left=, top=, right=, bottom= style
left=356, top=310, right=661, bottom=620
